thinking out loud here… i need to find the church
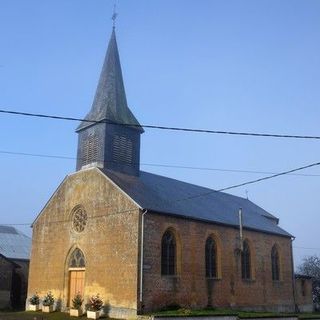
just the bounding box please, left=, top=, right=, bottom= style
left=27, top=27, right=296, bottom=318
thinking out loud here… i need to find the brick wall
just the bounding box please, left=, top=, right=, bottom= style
left=142, top=212, right=295, bottom=312
left=27, top=168, right=140, bottom=317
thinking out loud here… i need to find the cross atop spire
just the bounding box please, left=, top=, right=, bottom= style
left=111, top=3, right=118, bottom=28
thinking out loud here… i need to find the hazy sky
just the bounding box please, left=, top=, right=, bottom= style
left=0, top=0, right=319, bottom=266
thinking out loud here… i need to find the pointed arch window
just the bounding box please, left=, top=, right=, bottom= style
left=205, top=237, right=217, bottom=278
left=271, top=245, right=280, bottom=281
left=161, top=230, right=176, bottom=276
left=69, top=248, right=85, bottom=268
left=241, top=240, right=251, bottom=280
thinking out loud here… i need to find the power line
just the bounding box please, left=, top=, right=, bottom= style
left=1, top=149, right=320, bottom=177
left=2, top=220, right=320, bottom=252
left=173, top=160, right=320, bottom=202
left=1, top=108, right=320, bottom=140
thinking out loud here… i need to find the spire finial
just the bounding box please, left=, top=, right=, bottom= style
left=112, top=2, right=118, bottom=28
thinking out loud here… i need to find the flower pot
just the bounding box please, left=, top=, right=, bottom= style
left=42, top=305, right=54, bottom=313
left=70, top=308, right=83, bottom=317
left=29, top=304, right=40, bottom=311
left=87, top=310, right=100, bottom=319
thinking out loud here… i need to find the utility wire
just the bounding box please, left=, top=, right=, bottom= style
left=1, top=109, right=320, bottom=140
left=173, top=160, right=320, bottom=202
left=2, top=220, right=320, bottom=252
left=1, top=149, right=320, bottom=177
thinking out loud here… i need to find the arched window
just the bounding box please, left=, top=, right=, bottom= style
left=241, top=240, right=251, bottom=280
left=69, top=248, right=85, bottom=268
left=271, top=245, right=280, bottom=281
left=161, top=230, right=176, bottom=275
left=205, top=237, right=217, bottom=278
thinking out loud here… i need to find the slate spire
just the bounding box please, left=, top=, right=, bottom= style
left=76, top=28, right=143, bottom=132
left=76, top=28, right=143, bottom=176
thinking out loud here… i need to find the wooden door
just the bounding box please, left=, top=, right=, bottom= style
left=68, top=270, right=85, bottom=306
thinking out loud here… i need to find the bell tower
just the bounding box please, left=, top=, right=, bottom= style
left=76, top=28, right=144, bottom=176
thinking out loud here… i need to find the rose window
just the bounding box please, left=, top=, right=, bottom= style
left=72, top=206, right=88, bottom=232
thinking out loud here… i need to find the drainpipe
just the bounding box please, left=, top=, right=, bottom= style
left=238, top=208, right=243, bottom=251
left=139, top=209, right=148, bottom=312
left=290, top=237, right=298, bottom=312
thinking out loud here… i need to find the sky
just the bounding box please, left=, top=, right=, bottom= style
left=0, top=0, right=319, bottom=267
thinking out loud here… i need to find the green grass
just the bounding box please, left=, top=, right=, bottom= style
left=0, top=311, right=112, bottom=320
left=152, top=308, right=320, bottom=319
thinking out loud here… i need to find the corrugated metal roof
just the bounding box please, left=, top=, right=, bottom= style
left=101, top=169, right=292, bottom=238
left=0, top=225, right=31, bottom=260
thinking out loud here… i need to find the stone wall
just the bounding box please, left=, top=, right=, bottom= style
left=295, top=277, right=313, bottom=312
left=0, top=256, right=14, bottom=309
left=27, top=168, right=140, bottom=318
left=142, top=212, right=295, bottom=313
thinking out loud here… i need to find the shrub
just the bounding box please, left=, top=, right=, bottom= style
left=87, top=294, right=103, bottom=311
left=42, top=291, right=54, bottom=306
left=72, top=293, right=83, bottom=310
left=29, top=293, right=40, bottom=305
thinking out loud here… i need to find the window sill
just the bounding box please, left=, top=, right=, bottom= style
left=206, top=277, right=221, bottom=281
left=161, top=275, right=180, bottom=279
left=242, top=278, right=256, bottom=284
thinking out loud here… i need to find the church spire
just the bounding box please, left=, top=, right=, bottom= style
left=76, top=28, right=143, bottom=132
left=76, top=28, right=143, bottom=176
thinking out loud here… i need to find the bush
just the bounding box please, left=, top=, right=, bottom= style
left=87, top=294, right=103, bottom=311
left=42, top=291, right=54, bottom=306
left=29, top=293, right=40, bottom=305
left=72, top=293, right=83, bottom=310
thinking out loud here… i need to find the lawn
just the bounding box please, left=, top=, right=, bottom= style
left=152, top=307, right=320, bottom=319
left=0, top=311, right=110, bottom=320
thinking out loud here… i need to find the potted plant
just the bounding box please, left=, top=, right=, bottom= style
left=87, top=294, right=103, bottom=319
left=42, top=291, right=54, bottom=313
left=70, top=292, right=84, bottom=317
left=28, top=293, right=40, bottom=311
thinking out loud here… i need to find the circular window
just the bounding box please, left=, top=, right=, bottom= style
left=72, top=206, right=88, bottom=233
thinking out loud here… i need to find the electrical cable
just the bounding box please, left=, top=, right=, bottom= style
left=1, top=109, right=320, bottom=140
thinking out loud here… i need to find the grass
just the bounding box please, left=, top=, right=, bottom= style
left=0, top=310, right=112, bottom=320
left=0, top=310, right=319, bottom=320
left=152, top=307, right=320, bottom=319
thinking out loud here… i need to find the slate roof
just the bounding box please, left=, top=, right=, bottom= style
left=101, top=169, right=292, bottom=238
left=0, top=225, right=31, bottom=260
left=77, top=29, right=143, bottom=132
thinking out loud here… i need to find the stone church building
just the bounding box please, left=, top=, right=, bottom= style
left=27, top=28, right=297, bottom=317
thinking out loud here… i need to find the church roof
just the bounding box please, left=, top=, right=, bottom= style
left=100, top=169, right=292, bottom=238
left=77, top=29, right=143, bottom=132
left=0, top=225, right=31, bottom=260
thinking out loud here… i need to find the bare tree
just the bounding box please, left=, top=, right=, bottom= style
left=297, top=255, right=320, bottom=309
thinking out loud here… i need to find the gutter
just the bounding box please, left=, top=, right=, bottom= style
left=139, top=209, right=148, bottom=312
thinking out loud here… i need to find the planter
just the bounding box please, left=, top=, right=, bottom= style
left=29, top=304, right=40, bottom=311
left=70, top=308, right=83, bottom=317
left=42, top=305, right=54, bottom=313
left=87, top=310, right=101, bottom=319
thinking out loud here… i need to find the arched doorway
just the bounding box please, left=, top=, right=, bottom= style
left=68, top=248, right=86, bottom=306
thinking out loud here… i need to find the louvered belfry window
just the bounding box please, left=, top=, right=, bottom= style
left=241, top=240, right=251, bottom=280
left=205, top=237, right=217, bottom=278
left=271, top=245, right=280, bottom=281
left=82, top=133, right=99, bottom=166
left=161, top=230, right=176, bottom=276
left=113, top=135, right=133, bottom=165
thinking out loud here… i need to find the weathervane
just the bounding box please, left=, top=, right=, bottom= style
left=112, top=3, right=118, bottom=28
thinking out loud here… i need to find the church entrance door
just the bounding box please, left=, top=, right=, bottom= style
left=68, top=269, right=85, bottom=307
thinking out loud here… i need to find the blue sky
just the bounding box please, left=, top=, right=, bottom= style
left=0, top=0, right=319, bottom=266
